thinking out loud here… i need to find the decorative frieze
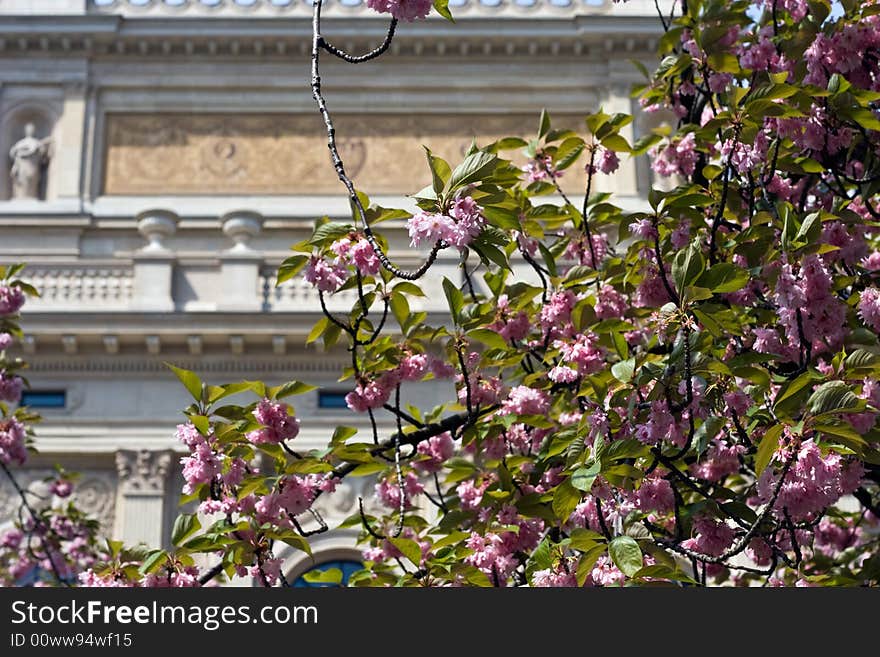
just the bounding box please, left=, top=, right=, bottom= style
left=115, top=449, right=172, bottom=496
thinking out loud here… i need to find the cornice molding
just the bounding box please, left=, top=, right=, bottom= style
left=0, top=13, right=661, bottom=59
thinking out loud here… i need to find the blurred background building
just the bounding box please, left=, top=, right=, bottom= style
left=0, top=0, right=660, bottom=584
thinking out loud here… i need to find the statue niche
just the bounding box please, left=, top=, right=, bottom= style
left=8, top=122, right=52, bottom=200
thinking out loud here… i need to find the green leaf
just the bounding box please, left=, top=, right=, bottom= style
left=388, top=537, right=423, bottom=566
left=696, top=263, right=749, bottom=294
left=806, top=381, right=861, bottom=417
left=171, top=513, right=201, bottom=546
left=390, top=293, right=410, bottom=329
left=447, top=151, right=497, bottom=191
left=692, top=416, right=725, bottom=456
left=276, top=255, right=309, bottom=285
left=575, top=543, right=607, bottom=586
left=424, top=147, right=452, bottom=194
left=302, top=567, right=343, bottom=585
left=538, top=109, right=551, bottom=139
left=467, top=328, right=509, bottom=350
left=552, top=479, right=582, bottom=519
left=570, top=460, right=602, bottom=492
left=138, top=549, right=168, bottom=576
left=672, top=240, right=705, bottom=298
left=271, top=380, right=317, bottom=399
left=432, top=0, right=454, bottom=21
left=608, top=536, right=642, bottom=577
left=166, top=364, right=202, bottom=402
left=755, top=424, right=784, bottom=476
left=442, top=277, right=464, bottom=322
left=611, top=358, right=635, bottom=383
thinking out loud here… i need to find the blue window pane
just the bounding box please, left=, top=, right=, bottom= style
left=318, top=390, right=350, bottom=409
left=20, top=391, right=66, bottom=408
left=292, top=560, right=363, bottom=588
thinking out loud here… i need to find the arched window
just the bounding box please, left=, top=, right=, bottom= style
left=291, top=559, right=363, bottom=588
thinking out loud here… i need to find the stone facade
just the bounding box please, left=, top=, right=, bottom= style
left=0, top=0, right=661, bottom=583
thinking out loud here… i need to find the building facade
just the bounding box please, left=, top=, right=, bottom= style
left=0, top=0, right=661, bottom=584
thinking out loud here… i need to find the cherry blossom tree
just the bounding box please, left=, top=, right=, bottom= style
left=4, top=0, right=880, bottom=587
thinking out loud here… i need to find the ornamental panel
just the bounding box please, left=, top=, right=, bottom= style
left=102, top=112, right=581, bottom=195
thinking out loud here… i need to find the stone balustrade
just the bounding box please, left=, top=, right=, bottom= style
left=26, top=265, right=135, bottom=311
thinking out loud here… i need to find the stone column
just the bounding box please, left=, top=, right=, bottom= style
left=218, top=211, right=264, bottom=312
left=601, top=81, right=640, bottom=198
left=115, top=449, right=173, bottom=547
left=132, top=210, right=178, bottom=312
left=50, top=81, right=87, bottom=202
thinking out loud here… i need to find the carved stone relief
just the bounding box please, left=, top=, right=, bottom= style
left=102, top=113, right=585, bottom=195
left=115, top=449, right=173, bottom=495
left=0, top=469, right=117, bottom=534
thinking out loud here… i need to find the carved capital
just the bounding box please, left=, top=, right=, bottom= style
left=115, top=449, right=173, bottom=496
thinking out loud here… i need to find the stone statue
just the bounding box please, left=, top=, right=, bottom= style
left=9, top=122, right=51, bottom=200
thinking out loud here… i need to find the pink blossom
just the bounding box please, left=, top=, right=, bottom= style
left=859, top=287, right=880, bottom=333
left=548, top=365, right=579, bottom=384
left=650, top=133, right=697, bottom=178
left=0, top=372, right=23, bottom=404
left=50, top=479, right=73, bottom=498
left=247, top=399, right=300, bottom=444
left=331, top=236, right=381, bottom=276
left=303, top=255, right=349, bottom=293
left=0, top=333, right=12, bottom=350
left=456, top=480, right=487, bottom=511
left=690, top=439, right=744, bottom=482
left=555, top=332, right=605, bottom=375
left=398, top=353, right=429, bottom=381
left=636, top=474, right=674, bottom=514
left=598, top=148, right=620, bottom=174
left=500, top=385, right=550, bottom=416
left=0, top=286, right=25, bottom=316
left=0, top=418, right=28, bottom=466
left=376, top=472, right=424, bottom=509
left=413, top=432, right=454, bottom=473
left=590, top=556, right=626, bottom=587
left=683, top=517, right=735, bottom=557
left=180, top=442, right=221, bottom=495
left=594, top=284, right=627, bottom=319
left=365, top=0, right=432, bottom=22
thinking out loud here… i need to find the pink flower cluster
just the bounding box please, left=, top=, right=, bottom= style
left=255, top=474, right=333, bottom=521
left=859, top=287, right=880, bottom=333
left=407, top=196, right=486, bottom=249
left=531, top=564, right=578, bottom=587
left=176, top=423, right=221, bottom=495
left=0, top=372, right=23, bottom=404
left=500, top=385, right=550, bottom=416
left=0, top=285, right=25, bottom=316
left=803, top=11, right=880, bottom=90
left=365, top=0, right=432, bottom=22
left=413, top=432, right=454, bottom=473
left=650, top=133, right=697, bottom=178
left=0, top=418, right=28, bottom=466
left=760, top=255, right=848, bottom=358
left=488, top=295, right=530, bottom=343
left=755, top=440, right=863, bottom=521
left=554, top=332, right=605, bottom=376
left=523, top=154, right=559, bottom=184
left=682, top=517, right=735, bottom=557
left=0, top=333, right=12, bottom=350
left=635, top=473, right=674, bottom=514
left=303, top=255, right=349, bottom=294
left=345, top=370, right=401, bottom=413
left=634, top=400, right=686, bottom=448
left=464, top=508, right=543, bottom=584
left=375, top=472, right=424, bottom=510
left=594, top=284, right=627, bottom=319
left=539, top=289, right=576, bottom=339
left=564, top=231, right=607, bottom=268
left=690, top=439, right=744, bottom=482
left=330, top=235, right=381, bottom=276
left=246, top=399, right=300, bottom=445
